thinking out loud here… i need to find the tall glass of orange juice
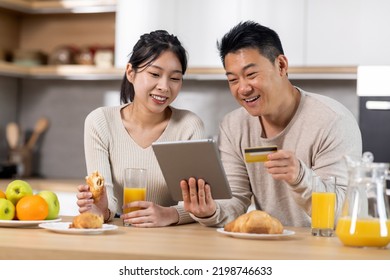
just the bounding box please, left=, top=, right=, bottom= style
left=123, top=168, right=147, bottom=226
left=311, top=175, right=336, bottom=237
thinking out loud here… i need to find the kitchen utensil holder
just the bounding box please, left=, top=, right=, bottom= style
left=8, top=147, right=33, bottom=178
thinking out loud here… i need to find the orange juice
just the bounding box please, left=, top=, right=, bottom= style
left=123, top=187, right=146, bottom=214
left=311, top=192, right=336, bottom=229
left=336, top=217, right=390, bottom=247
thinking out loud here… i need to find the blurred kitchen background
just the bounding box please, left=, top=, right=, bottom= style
left=1, top=0, right=390, bottom=180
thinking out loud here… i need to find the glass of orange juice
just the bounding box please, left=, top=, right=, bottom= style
left=123, top=168, right=147, bottom=226
left=311, top=175, right=336, bottom=237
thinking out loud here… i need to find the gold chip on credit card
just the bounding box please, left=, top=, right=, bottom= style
left=244, top=146, right=278, bottom=163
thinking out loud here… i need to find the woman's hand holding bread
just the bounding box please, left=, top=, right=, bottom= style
left=76, top=171, right=109, bottom=222
left=85, top=170, right=105, bottom=202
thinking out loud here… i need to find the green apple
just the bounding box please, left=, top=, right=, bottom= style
left=37, top=190, right=60, bottom=220
left=0, top=198, right=15, bottom=220
left=5, top=180, right=33, bottom=206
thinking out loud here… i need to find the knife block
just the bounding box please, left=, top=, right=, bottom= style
left=8, top=147, right=33, bottom=178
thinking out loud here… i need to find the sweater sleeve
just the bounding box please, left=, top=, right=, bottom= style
left=290, top=109, right=362, bottom=221
left=84, top=108, right=118, bottom=221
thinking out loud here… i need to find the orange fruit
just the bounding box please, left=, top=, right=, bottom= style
left=0, top=190, right=5, bottom=199
left=16, top=195, right=49, bottom=220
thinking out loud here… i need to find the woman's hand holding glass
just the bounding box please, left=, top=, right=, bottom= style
left=121, top=201, right=179, bottom=227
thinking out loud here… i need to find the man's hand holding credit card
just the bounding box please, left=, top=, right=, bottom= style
left=244, top=146, right=278, bottom=163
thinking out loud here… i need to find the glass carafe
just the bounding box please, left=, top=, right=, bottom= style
left=336, top=152, right=390, bottom=247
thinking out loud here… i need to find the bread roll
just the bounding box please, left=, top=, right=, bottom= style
left=85, top=170, right=104, bottom=202
left=224, top=210, right=284, bottom=234
left=69, top=212, right=103, bottom=229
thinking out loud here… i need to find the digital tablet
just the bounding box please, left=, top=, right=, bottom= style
left=152, top=139, right=232, bottom=201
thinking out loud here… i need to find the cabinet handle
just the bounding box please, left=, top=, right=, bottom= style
left=365, top=101, right=390, bottom=110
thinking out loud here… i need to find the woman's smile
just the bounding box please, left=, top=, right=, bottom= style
left=150, top=94, right=168, bottom=104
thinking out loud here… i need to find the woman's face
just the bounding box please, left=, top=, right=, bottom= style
left=127, top=51, right=183, bottom=113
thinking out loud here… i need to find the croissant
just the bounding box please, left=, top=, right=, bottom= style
left=69, top=212, right=103, bottom=229
left=224, top=210, right=284, bottom=234
left=85, top=170, right=105, bottom=202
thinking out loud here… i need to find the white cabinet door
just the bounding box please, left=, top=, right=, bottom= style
left=357, top=0, right=390, bottom=65
left=306, top=0, right=390, bottom=66
left=306, top=0, right=360, bottom=66
left=239, top=0, right=306, bottom=66
left=115, top=0, right=177, bottom=68
left=115, top=0, right=237, bottom=69
left=176, top=0, right=239, bottom=68
left=115, top=0, right=307, bottom=68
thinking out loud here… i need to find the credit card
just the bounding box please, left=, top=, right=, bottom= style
left=244, top=146, right=278, bottom=163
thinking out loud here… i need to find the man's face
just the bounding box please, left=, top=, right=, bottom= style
left=224, top=48, right=284, bottom=117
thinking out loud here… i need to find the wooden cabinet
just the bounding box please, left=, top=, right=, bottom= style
left=0, top=0, right=119, bottom=79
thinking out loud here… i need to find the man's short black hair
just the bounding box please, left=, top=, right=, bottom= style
left=217, top=21, right=284, bottom=67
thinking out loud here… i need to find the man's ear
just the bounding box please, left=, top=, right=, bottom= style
left=126, top=63, right=135, bottom=83
left=276, top=55, right=288, bottom=76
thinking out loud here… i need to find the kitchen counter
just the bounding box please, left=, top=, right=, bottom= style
left=0, top=217, right=389, bottom=260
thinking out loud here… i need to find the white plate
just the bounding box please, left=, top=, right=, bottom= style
left=38, top=222, right=118, bottom=235
left=217, top=228, right=295, bottom=240
left=0, top=218, right=62, bottom=228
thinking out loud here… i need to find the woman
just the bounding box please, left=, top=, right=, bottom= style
left=76, top=30, right=205, bottom=227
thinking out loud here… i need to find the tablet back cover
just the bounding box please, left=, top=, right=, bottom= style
left=152, top=139, right=232, bottom=201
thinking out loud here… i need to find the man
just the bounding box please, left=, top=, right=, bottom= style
left=180, top=21, right=362, bottom=227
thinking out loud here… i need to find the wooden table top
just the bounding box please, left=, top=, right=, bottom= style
left=0, top=217, right=389, bottom=260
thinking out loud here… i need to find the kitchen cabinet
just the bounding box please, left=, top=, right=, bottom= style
left=357, top=0, right=390, bottom=65
left=306, top=0, right=390, bottom=66
left=115, top=0, right=239, bottom=68
left=243, top=0, right=390, bottom=67
left=115, top=0, right=304, bottom=68
left=0, top=0, right=364, bottom=80
left=238, top=0, right=305, bottom=66
left=115, top=0, right=175, bottom=69
left=0, top=0, right=119, bottom=79
left=306, top=0, right=360, bottom=66
left=115, top=0, right=357, bottom=79
left=176, top=0, right=239, bottom=68
left=2, top=0, right=389, bottom=79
